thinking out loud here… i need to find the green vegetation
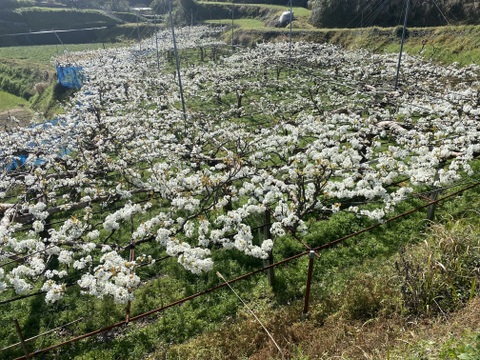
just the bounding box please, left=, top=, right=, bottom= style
left=16, top=7, right=119, bottom=30
left=309, top=0, right=480, bottom=28
left=1, top=41, right=480, bottom=359
left=0, top=5, right=145, bottom=47
left=0, top=43, right=127, bottom=120
left=158, top=186, right=480, bottom=359
left=1, top=3, right=480, bottom=359
left=0, top=59, right=51, bottom=100
left=0, top=91, right=29, bottom=112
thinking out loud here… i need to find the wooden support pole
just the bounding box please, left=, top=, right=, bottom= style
left=302, top=250, right=315, bottom=316
left=154, top=13, right=160, bottom=71
left=263, top=211, right=275, bottom=287
left=126, top=238, right=135, bottom=323
left=14, top=319, right=30, bottom=358
left=168, top=0, right=187, bottom=125
left=231, top=5, right=234, bottom=50
left=427, top=165, right=442, bottom=222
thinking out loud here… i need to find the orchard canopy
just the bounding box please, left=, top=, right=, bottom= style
left=1, top=26, right=479, bottom=304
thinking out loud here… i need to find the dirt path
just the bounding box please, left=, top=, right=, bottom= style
left=0, top=107, right=35, bottom=131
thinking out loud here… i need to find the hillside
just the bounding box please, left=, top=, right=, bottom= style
left=0, top=3, right=480, bottom=360
left=1, top=23, right=480, bottom=360
left=0, top=7, right=123, bottom=46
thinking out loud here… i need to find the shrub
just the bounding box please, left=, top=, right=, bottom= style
left=394, top=25, right=409, bottom=39
left=394, top=219, right=480, bottom=317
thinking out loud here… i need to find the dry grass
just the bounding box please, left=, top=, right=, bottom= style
left=147, top=216, right=480, bottom=360
left=153, top=296, right=480, bottom=360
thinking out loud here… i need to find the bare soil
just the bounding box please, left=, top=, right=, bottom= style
left=0, top=107, right=35, bottom=131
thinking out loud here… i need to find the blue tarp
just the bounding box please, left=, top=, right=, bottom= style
left=1, top=118, right=71, bottom=173
left=56, top=65, right=84, bottom=89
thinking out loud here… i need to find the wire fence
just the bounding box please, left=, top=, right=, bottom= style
left=4, top=179, right=478, bottom=359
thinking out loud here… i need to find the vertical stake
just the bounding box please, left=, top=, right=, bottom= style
left=263, top=211, right=275, bottom=287
left=136, top=10, right=141, bottom=51
left=231, top=4, right=234, bottom=50
left=154, top=13, right=160, bottom=71
left=427, top=165, right=442, bottom=222
left=14, top=319, right=30, bottom=358
left=302, top=250, right=315, bottom=315
left=126, top=237, right=135, bottom=323
left=169, top=0, right=187, bottom=124
left=394, top=0, right=411, bottom=90
left=289, top=0, right=293, bottom=51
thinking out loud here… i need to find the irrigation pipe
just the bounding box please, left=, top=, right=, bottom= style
left=10, top=180, right=480, bottom=359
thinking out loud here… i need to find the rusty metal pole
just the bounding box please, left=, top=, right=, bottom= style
left=302, top=250, right=315, bottom=316
left=14, top=319, right=30, bottom=358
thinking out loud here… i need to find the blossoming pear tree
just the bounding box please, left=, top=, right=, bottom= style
left=1, top=27, right=479, bottom=304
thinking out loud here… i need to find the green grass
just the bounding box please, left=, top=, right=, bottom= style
left=0, top=91, right=29, bottom=111
left=206, top=18, right=267, bottom=29
left=0, top=43, right=127, bottom=115
left=199, top=1, right=312, bottom=30
left=200, top=1, right=311, bottom=16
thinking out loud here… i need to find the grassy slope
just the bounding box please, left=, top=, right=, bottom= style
left=200, top=1, right=480, bottom=66
left=0, top=91, right=29, bottom=112
left=1, top=6, right=480, bottom=359
left=0, top=43, right=127, bottom=119
left=0, top=7, right=119, bottom=35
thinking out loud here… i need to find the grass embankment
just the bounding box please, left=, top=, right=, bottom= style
left=321, top=25, right=480, bottom=66
left=229, top=24, right=480, bottom=65
left=199, top=1, right=480, bottom=65
left=16, top=7, right=119, bottom=30
left=201, top=1, right=313, bottom=31
left=0, top=43, right=126, bottom=124
left=0, top=91, right=29, bottom=112
left=0, top=7, right=119, bottom=37
left=0, top=91, right=33, bottom=128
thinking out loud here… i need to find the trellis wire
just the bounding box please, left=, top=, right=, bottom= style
left=8, top=180, right=479, bottom=360
left=2, top=176, right=478, bottom=307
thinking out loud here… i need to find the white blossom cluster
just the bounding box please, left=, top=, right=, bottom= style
left=0, top=27, right=479, bottom=304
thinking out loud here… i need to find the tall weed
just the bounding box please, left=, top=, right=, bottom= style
left=394, top=218, right=480, bottom=317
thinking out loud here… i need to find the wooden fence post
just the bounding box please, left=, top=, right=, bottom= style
left=427, top=165, right=442, bottom=222
left=14, top=319, right=30, bottom=358
left=263, top=211, right=275, bottom=288
left=302, top=250, right=315, bottom=316
left=126, top=236, right=135, bottom=323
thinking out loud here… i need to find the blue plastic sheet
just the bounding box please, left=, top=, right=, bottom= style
left=1, top=118, right=71, bottom=173
left=56, top=65, right=84, bottom=89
